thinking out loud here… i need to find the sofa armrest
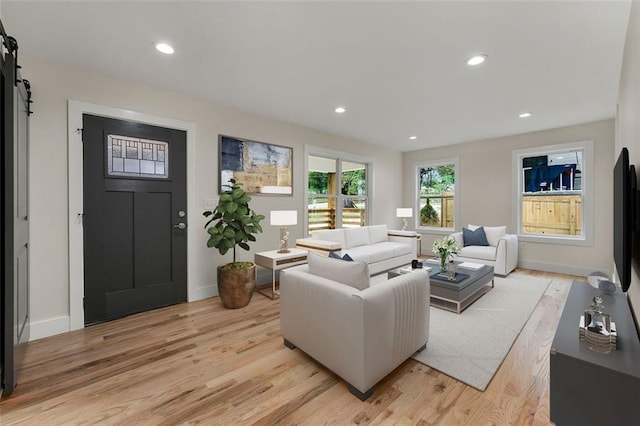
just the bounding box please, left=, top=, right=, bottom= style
left=387, top=230, right=419, bottom=257
left=495, top=234, right=518, bottom=275
left=295, top=237, right=342, bottom=253
left=356, top=271, right=429, bottom=391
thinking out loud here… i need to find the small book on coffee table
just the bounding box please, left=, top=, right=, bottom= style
left=430, top=271, right=470, bottom=283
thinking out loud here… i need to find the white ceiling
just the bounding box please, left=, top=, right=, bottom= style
left=2, top=1, right=631, bottom=152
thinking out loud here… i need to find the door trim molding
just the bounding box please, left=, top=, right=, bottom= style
left=68, top=100, right=198, bottom=331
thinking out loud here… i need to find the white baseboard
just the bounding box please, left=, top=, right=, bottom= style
left=29, top=287, right=218, bottom=341
left=517, top=260, right=593, bottom=278
left=190, top=284, right=217, bottom=302
left=29, top=315, right=70, bottom=341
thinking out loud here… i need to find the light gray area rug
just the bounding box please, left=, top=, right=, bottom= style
left=412, top=272, right=552, bottom=391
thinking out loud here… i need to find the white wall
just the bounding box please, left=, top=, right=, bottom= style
left=402, top=119, right=614, bottom=276
left=617, top=0, right=640, bottom=329
left=21, top=54, right=403, bottom=339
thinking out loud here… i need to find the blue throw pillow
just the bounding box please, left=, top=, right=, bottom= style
left=462, top=226, right=489, bottom=247
left=329, top=252, right=354, bottom=261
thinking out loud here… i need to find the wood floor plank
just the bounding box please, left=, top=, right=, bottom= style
left=0, top=269, right=579, bottom=425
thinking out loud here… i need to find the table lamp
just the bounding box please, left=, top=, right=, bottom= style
left=270, top=210, right=298, bottom=253
left=396, top=208, right=413, bottom=231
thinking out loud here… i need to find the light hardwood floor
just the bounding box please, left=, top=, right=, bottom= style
left=0, top=269, right=579, bottom=425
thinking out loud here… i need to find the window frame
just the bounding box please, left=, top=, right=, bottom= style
left=512, top=140, right=594, bottom=246
left=415, top=157, right=459, bottom=234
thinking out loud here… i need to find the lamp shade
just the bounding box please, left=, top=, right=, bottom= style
left=270, top=210, right=297, bottom=226
left=396, top=208, right=413, bottom=218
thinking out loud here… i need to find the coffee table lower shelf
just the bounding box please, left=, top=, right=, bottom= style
left=430, top=281, right=493, bottom=314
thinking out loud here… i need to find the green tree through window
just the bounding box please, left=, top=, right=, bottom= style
left=418, top=163, right=456, bottom=229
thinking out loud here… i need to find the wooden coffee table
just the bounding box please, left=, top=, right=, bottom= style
left=389, top=261, right=494, bottom=313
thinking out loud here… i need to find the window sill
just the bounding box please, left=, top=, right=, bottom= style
left=518, top=233, right=592, bottom=247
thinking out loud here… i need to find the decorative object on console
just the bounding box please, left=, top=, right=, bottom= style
left=579, top=296, right=617, bottom=354
left=203, top=178, right=265, bottom=309
left=396, top=208, right=413, bottom=231
left=586, top=271, right=617, bottom=295
left=270, top=210, right=297, bottom=253
left=432, top=237, right=460, bottom=272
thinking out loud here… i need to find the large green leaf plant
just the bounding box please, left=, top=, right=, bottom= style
left=203, top=179, right=265, bottom=269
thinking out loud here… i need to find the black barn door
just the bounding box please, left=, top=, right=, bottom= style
left=1, top=34, right=30, bottom=395
left=82, top=115, right=187, bottom=325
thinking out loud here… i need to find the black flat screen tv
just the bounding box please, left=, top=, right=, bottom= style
left=613, top=147, right=634, bottom=292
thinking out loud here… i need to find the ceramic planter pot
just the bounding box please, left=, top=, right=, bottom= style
left=216, top=264, right=256, bottom=309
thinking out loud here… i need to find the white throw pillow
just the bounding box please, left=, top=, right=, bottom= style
left=469, top=224, right=506, bottom=247
left=307, top=252, right=370, bottom=290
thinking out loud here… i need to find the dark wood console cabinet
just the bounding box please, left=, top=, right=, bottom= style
left=550, top=281, right=640, bottom=425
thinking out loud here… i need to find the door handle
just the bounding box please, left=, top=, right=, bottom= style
left=173, top=222, right=186, bottom=230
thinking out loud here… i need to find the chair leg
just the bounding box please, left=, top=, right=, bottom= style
left=415, top=343, right=427, bottom=353
left=347, top=384, right=374, bottom=401
left=283, top=338, right=296, bottom=350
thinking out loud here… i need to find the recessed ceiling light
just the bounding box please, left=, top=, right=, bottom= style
left=334, top=106, right=346, bottom=114
left=519, top=112, right=532, bottom=118
left=466, top=54, right=487, bottom=66
left=155, top=42, right=174, bottom=55
left=409, top=136, right=417, bottom=140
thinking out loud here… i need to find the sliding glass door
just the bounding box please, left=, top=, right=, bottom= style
left=307, top=154, right=368, bottom=235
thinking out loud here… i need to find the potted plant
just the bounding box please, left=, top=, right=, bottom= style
left=203, top=179, right=265, bottom=308
left=432, top=237, right=461, bottom=272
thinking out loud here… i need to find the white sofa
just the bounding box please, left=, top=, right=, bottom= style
left=295, top=225, right=419, bottom=275
left=280, top=254, right=430, bottom=401
left=449, top=225, right=518, bottom=276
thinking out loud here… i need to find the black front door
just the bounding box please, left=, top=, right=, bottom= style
left=82, top=114, right=187, bottom=325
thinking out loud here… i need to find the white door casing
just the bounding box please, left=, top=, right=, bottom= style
left=68, top=100, right=200, bottom=331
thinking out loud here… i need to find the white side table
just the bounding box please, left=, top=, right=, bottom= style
left=254, top=248, right=308, bottom=299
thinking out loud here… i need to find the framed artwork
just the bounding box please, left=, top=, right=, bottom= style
left=219, top=135, right=293, bottom=195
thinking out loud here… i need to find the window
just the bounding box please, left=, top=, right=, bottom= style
left=307, top=153, right=369, bottom=234
left=513, top=140, right=594, bottom=244
left=107, top=134, right=169, bottom=178
left=416, top=159, right=457, bottom=231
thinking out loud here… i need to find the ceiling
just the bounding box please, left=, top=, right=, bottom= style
left=2, top=1, right=632, bottom=152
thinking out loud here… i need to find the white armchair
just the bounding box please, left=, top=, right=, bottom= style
left=449, top=225, right=518, bottom=276
left=280, top=262, right=430, bottom=401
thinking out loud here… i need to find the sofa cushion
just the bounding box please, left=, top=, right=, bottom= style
left=307, top=252, right=370, bottom=290
left=368, top=225, right=389, bottom=244
left=329, top=252, right=354, bottom=261
left=459, top=245, right=497, bottom=261
left=463, top=226, right=489, bottom=246
left=468, top=224, right=506, bottom=247
left=313, top=229, right=346, bottom=249
left=345, top=227, right=370, bottom=248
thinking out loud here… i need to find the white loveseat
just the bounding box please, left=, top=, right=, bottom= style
left=449, top=225, right=518, bottom=276
left=280, top=253, right=430, bottom=400
left=295, top=225, right=418, bottom=275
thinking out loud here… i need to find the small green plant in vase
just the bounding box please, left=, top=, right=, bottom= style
left=432, top=237, right=461, bottom=272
